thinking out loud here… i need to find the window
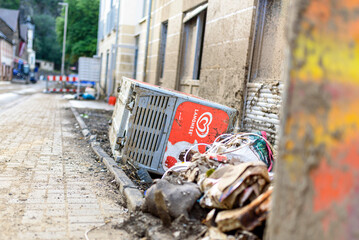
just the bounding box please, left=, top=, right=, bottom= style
left=104, top=51, right=109, bottom=91
left=133, top=35, right=139, bottom=79
left=250, top=0, right=283, bottom=82
left=157, top=21, right=168, bottom=81
left=100, top=52, right=103, bottom=85
left=180, top=5, right=207, bottom=81
left=142, top=0, right=147, bottom=18
left=105, top=0, right=116, bottom=35
left=99, top=20, right=104, bottom=40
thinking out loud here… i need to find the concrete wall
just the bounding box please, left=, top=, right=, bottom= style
left=138, top=0, right=286, bottom=119
left=97, top=0, right=288, bottom=125
left=112, top=0, right=143, bottom=91
left=98, top=0, right=117, bottom=96
left=199, top=0, right=256, bottom=114
left=98, top=31, right=116, bottom=95
left=98, top=0, right=143, bottom=97
left=266, top=0, right=359, bottom=239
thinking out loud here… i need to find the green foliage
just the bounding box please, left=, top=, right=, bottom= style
left=0, top=0, right=20, bottom=9
left=20, top=0, right=63, bottom=69
left=56, top=0, right=99, bottom=65
left=33, top=14, right=61, bottom=67
left=21, top=0, right=61, bottom=18
left=3, top=0, right=99, bottom=69
left=32, top=0, right=61, bottom=16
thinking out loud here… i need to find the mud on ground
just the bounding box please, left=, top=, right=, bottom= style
left=77, top=108, right=151, bottom=192
left=77, top=108, right=114, bottom=158
left=90, top=211, right=208, bottom=240
left=74, top=108, right=208, bottom=239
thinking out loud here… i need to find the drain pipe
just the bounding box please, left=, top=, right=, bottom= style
left=107, top=0, right=121, bottom=98
left=96, top=0, right=103, bottom=99
left=142, top=0, right=153, bottom=82
left=96, top=0, right=103, bottom=55
left=240, top=1, right=260, bottom=130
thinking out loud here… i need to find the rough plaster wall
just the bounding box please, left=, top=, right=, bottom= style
left=145, top=0, right=159, bottom=85
left=145, top=0, right=184, bottom=85
left=114, top=25, right=136, bottom=90
left=182, top=0, right=206, bottom=12
left=242, top=0, right=289, bottom=148
left=135, top=22, right=147, bottom=82
left=160, top=9, right=182, bottom=90
left=198, top=0, right=256, bottom=117
left=132, top=0, right=156, bottom=82
left=266, top=0, right=359, bottom=239
left=144, top=0, right=258, bottom=103
left=251, top=0, right=286, bottom=82
left=109, top=29, right=152, bottom=93
left=146, top=0, right=205, bottom=90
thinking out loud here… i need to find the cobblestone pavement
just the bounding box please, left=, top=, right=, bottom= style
left=0, top=93, right=131, bottom=239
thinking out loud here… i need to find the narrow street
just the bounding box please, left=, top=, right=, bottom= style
left=0, top=81, right=42, bottom=112
left=1, top=0, right=358, bottom=239
left=0, top=87, right=131, bottom=239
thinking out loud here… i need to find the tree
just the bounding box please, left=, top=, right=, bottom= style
left=33, top=14, right=61, bottom=67
left=32, top=0, right=61, bottom=16
left=19, top=0, right=63, bottom=69
left=56, top=0, right=99, bottom=66
left=0, top=0, right=20, bottom=9
left=20, top=0, right=61, bottom=19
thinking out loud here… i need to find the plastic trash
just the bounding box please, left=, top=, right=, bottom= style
left=82, top=93, right=95, bottom=100
left=215, top=187, right=273, bottom=232
left=137, top=168, right=153, bottom=183
left=199, top=162, right=270, bottom=209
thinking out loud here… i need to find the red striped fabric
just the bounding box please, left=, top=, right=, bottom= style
left=48, top=88, right=78, bottom=93
left=47, top=76, right=78, bottom=82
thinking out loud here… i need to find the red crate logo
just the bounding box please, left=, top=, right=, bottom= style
left=163, top=102, right=230, bottom=170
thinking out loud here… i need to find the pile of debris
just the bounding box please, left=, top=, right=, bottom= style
left=142, top=132, right=275, bottom=239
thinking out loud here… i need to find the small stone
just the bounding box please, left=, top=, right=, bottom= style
left=173, top=231, right=180, bottom=238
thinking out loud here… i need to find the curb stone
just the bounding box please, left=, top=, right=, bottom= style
left=70, top=107, right=145, bottom=211
left=71, top=106, right=90, bottom=137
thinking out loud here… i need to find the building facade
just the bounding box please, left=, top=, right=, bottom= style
left=97, top=0, right=144, bottom=97
left=35, top=59, right=54, bottom=72
left=97, top=0, right=289, bottom=145
left=0, top=32, right=14, bottom=81
left=0, top=8, right=28, bottom=62
left=0, top=8, right=33, bottom=81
